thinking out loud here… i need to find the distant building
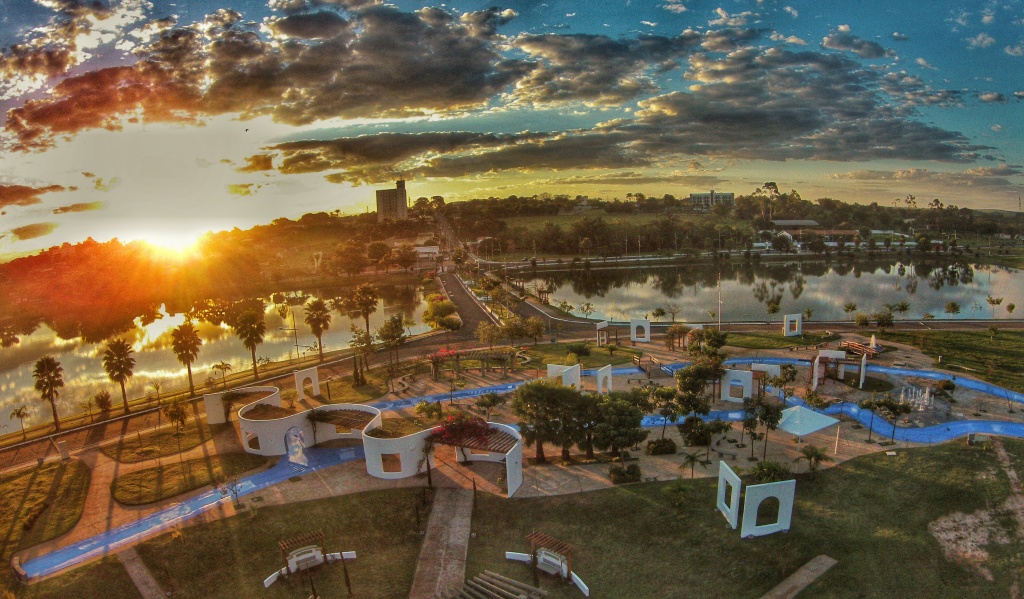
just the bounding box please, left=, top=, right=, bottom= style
left=376, top=180, right=408, bottom=222
left=689, top=190, right=734, bottom=212
left=770, top=220, right=819, bottom=229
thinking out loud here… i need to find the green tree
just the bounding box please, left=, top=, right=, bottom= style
left=511, top=379, right=575, bottom=463
left=794, top=444, right=833, bottom=478
left=232, top=310, right=266, bottom=382
left=213, top=360, right=232, bottom=389
left=578, top=302, right=596, bottom=320
left=524, top=316, right=546, bottom=346
left=304, top=298, right=332, bottom=363
left=750, top=460, right=791, bottom=483
left=475, top=322, right=500, bottom=349
left=103, top=338, right=136, bottom=414
left=475, top=392, right=507, bottom=420
left=756, top=400, right=783, bottom=461
left=651, top=307, right=666, bottom=322
left=171, top=321, right=203, bottom=397
left=163, top=400, right=189, bottom=435
left=33, top=356, right=64, bottom=433
left=347, top=284, right=380, bottom=335
left=987, top=295, right=1004, bottom=319
left=415, top=400, right=444, bottom=421
left=944, top=301, right=961, bottom=316
left=392, top=243, right=418, bottom=272
left=592, top=396, right=649, bottom=462
left=350, top=324, right=375, bottom=382
left=653, top=387, right=680, bottom=439
left=9, top=405, right=28, bottom=439
left=843, top=302, right=858, bottom=320
left=376, top=314, right=408, bottom=374
left=437, top=315, right=463, bottom=349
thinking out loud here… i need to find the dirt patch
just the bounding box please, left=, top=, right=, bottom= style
left=928, top=508, right=1009, bottom=580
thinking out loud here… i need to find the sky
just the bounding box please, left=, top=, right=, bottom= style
left=0, top=0, right=1023, bottom=257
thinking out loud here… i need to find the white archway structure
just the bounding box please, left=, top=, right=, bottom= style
left=294, top=366, right=321, bottom=399
left=596, top=364, right=613, bottom=395
left=740, top=480, right=796, bottom=538
left=630, top=319, right=651, bottom=343
left=720, top=369, right=753, bottom=403
left=547, top=364, right=582, bottom=389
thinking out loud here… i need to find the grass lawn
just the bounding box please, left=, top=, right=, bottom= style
left=522, top=342, right=641, bottom=369
left=100, top=419, right=216, bottom=463
left=843, top=373, right=895, bottom=392
left=467, top=441, right=1018, bottom=598
left=135, top=488, right=431, bottom=599
left=18, top=556, right=141, bottom=599
left=879, top=330, right=1024, bottom=392
left=366, top=417, right=434, bottom=438
left=111, top=453, right=270, bottom=505
left=0, top=460, right=92, bottom=593
left=726, top=332, right=839, bottom=350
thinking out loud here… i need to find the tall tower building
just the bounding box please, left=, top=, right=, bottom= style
left=375, top=180, right=408, bottom=222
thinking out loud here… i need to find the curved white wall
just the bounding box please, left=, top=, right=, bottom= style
left=238, top=397, right=382, bottom=457
left=362, top=428, right=436, bottom=480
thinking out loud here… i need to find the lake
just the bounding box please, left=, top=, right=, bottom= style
left=0, top=286, right=429, bottom=433
left=521, top=259, right=1023, bottom=324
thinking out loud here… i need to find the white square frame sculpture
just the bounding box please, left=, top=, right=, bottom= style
left=717, top=462, right=743, bottom=529
left=630, top=318, right=651, bottom=343
left=751, top=363, right=781, bottom=378
left=720, top=369, right=753, bottom=403
left=547, top=364, right=582, bottom=389
left=783, top=313, right=802, bottom=337
left=596, top=321, right=609, bottom=346
left=740, top=479, right=796, bottom=539
left=294, top=366, right=320, bottom=400
left=596, top=364, right=613, bottom=395
left=859, top=353, right=868, bottom=389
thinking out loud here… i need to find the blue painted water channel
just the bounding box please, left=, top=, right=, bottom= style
left=21, top=362, right=1024, bottom=578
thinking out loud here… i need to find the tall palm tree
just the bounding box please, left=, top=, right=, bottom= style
left=103, top=338, right=136, bottom=414
left=304, top=298, right=332, bottom=363
left=33, top=356, right=64, bottom=433
left=679, top=450, right=702, bottom=479
left=171, top=321, right=203, bottom=397
left=793, top=444, right=834, bottom=479
left=349, top=284, right=379, bottom=335
left=9, top=405, right=29, bottom=439
left=232, top=310, right=266, bottom=381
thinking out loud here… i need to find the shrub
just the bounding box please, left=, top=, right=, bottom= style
left=94, top=390, right=113, bottom=412
left=646, top=438, right=677, bottom=455
left=749, top=460, right=792, bottom=483
left=565, top=342, right=591, bottom=357
left=609, top=463, right=642, bottom=484
left=938, top=379, right=956, bottom=391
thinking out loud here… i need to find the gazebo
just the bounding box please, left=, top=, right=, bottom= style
left=778, top=405, right=840, bottom=449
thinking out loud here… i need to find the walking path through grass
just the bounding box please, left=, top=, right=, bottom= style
left=408, top=486, right=474, bottom=599
left=117, top=546, right=167, bottom=599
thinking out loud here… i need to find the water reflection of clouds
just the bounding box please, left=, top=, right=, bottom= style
left=1, top=293, right=430, bottom=426
left=534, top=261, right=1024, bottom=323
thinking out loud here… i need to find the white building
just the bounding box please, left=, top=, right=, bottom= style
left=375, top=180, right=408, bottom=222
left=689, top=190, right=735, bottom=212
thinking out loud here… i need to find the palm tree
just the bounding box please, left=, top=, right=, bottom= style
left=103, top=338, right=135, bottom=414
left=33, top=356, right=64, bottom=433
left=354, top=284, right=380, bottom=335
left=171, top=321, right=203, bottom=397
left=304, top=298, right=332, bottom=363
left=232, top=310, right=267, bottom=381
left=793, top=444, right=833, bottom=478
left=213, top=361, right=232, bottom=388
left=679, top=450, right=702, bottom=479
left=843, top=302, right=857, bottom=320
left=9, top=405, right=28, bottom=439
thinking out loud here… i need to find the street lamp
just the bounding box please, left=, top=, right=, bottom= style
left=279, top=310, right=301, bottom=364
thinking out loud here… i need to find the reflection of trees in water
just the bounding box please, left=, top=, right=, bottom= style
left=529, top=258, right=982, bottom=305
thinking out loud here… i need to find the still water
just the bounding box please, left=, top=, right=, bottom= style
left=0, top=287, right=429, bottom=433
left=523, top=260, right=1023, bottom=324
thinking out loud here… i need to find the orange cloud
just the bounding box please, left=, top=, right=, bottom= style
left=0, top=184, right=65, bottom=209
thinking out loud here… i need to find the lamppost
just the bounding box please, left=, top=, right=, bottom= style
left=279, top=310, right=301, bottom=364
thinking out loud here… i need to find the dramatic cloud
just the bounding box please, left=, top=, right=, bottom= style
left=266, top=11, right=351, bottom=39
left=535, top=171, right=727, bottom=188
left=821, top=31, right=892, bottom=59
left=0, top=184, right=66, bottom=209
left=52, top=201, right=103, bottom=214
left=9, top=223, right=58, bottom=240
left=510, top=31, right=704, bottom=105
left=6, top=6, right=532, bottom=148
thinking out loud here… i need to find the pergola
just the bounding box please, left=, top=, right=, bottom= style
left=526, top=531, right=574, bottom=579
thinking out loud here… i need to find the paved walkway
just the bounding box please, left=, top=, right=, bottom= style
left=408, top=484, right=475, bottom=599
left=760, top=555, right=837, bottom=599
left=117, top=546, right=168, bottom=599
